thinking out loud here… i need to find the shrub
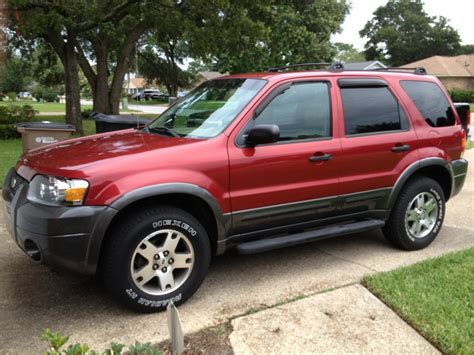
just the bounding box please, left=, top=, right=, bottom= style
left=41, top=328, right=162, bottom=355
left=42, top=90, right=60, bottom=102
left=32, top=87, right=44, bottom=102
left=449, top=89, right=474, bottom=103
left=6, top=91, right=16, bottom=101
left=0, top=105, right=37, bottom=139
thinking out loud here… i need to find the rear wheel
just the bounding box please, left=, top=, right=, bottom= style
left=383, top=177, right=445, bottom=250
left=101, top=206, right=211, bottom=312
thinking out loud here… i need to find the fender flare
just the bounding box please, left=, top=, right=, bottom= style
left=86, top=183, right=230, bottom=272
left=386, top=158, right=453, bottom=209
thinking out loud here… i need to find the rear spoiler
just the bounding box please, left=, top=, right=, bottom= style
left=454, top=103, right=471, bottom=137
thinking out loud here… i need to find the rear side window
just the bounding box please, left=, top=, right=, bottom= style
left=341, top=87, right=408, bottom=135
left=400, top=81, right=455, bottom=127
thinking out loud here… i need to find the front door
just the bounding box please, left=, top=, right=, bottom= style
left=227, top=79, right=342, bottom=236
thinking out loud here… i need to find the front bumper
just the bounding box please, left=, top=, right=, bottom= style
left=2, top=168, right=117, bottom=274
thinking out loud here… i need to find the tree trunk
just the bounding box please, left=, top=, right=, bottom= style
left=63, top=38, right=83, bottom=134
left=44, top=30, right=83, bottom=134
left=109, top=23, right=147, bottom=114
left=93, top=39, right=111, bottom=114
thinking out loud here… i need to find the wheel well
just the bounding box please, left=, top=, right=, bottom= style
left=411, top=165, right=452, bottom=200
left=101, top=193, right=219, bottom=258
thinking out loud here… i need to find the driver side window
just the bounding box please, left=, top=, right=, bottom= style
left=256, top=82, right=331, bottom=141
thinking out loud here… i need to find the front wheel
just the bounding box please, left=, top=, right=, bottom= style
left=101, top=206, right=211, bottom=313
left=383, top=177, right=445, bottom=250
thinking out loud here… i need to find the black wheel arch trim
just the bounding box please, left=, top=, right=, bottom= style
left=109, top=183, right=229, bottom=243
left=387, top=157, right=459, bottom=209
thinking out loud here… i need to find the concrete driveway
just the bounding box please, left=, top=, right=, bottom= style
left=1, top=150, right=472, bottom=352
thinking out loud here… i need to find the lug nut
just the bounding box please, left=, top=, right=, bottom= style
left=154, top=254, right=160, bottom=260
left=169, top=258, right=174, bottom=264
left=163, top=251, right=169, bottom=257
left=153, top=264, right=158, bottom=270
left=162, top=267, right=167, bottom=273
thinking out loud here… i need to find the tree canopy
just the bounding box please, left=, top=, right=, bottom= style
left=360, top=0, right=461, bottom=66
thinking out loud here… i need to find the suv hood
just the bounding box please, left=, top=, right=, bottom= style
left=17, top=129, right=200, bottom=180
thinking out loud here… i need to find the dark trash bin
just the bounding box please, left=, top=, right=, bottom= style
left=14, top=121, right=76, bottom=152
left=90, top=112, right=153, bottom=133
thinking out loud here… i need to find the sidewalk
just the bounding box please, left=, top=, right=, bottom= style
left=229, top=284, right=439, bottom=354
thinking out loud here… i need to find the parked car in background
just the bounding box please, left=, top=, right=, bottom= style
left=177, top=90, right=189, bottom=98
left=17, top=92, right=32, bottom=100
left=132, top=89, right=168, bottom=101
left=3, top=63, right=468, bottom=313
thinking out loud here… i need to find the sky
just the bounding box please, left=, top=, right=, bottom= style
left=331, top=0, right=473, bottom=50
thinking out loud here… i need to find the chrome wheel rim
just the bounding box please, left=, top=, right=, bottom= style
left=130, top=229, right=194, bottom=296
left=405, top=192, right=439, bottom=239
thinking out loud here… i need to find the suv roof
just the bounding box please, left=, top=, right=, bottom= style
left=220, top=62, right=432, bottom=82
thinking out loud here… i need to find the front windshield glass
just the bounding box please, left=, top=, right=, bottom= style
left=147, top=78, right=267, bottom=138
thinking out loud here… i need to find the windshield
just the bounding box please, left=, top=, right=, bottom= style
left=147, top=78, right=267, bottom=138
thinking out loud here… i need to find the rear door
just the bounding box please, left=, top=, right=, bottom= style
left=336, top=78, right=419, bottom=214
left=227, top=79, right=342, bottom=236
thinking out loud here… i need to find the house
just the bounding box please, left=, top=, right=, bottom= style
left=343, top=61, right=386, bottom=70
left=401, top=54, right=474, bottom=90
left=123, top=77, right=156, bottom=95
left=194, top=71, right=227, bottom=86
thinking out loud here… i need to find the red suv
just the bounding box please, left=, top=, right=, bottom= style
left=2, top=63, right=469, bottom=312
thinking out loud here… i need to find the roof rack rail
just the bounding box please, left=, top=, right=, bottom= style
left=372, top=67, right=427, bottom=75
left=268, top=61, right=344, bottom=72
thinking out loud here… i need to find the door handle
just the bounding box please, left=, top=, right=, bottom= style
left=391, top=144, right=410, bottom=152
left=308, top=153, right=332, bottom=162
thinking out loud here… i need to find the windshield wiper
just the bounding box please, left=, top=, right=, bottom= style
left=147, top=126, right=180, bottom=137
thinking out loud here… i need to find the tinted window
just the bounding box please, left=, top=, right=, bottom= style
left=341, top=87, right=408, bottom=135
left=256, top=82, right=331, bottom=141
left=400, top=81, right=455, bottom=127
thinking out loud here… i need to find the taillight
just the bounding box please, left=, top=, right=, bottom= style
left=466, top=110, right=471, bottom=127
left=461, top=129, right=466, bottom=155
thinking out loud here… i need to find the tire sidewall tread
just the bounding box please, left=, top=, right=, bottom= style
left=101, top=206, right=210, bottom=313
left=383, top=177, right=446, bottom=250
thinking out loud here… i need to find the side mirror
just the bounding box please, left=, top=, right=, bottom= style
left=245, top=124, right=280, bottom=147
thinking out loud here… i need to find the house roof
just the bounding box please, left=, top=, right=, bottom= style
left=129, top=77, right=147, bottom=89
left=198, top=71, right=226, bottom=80
left=401, top=54, right=474, bottom=77
left=342, top=61, right=386, bottom=70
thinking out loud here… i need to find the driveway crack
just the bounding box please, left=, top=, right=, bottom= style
left=316, top=247, right=379, bottom=273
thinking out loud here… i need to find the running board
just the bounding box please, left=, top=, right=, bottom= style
left=236, top=219, right=385, bottom=255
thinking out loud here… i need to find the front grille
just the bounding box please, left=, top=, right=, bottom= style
left=10, top=171, right=27, bottom=194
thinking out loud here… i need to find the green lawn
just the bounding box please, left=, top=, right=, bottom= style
left=0, top=100, right=93, bottom=112
left=363, top=248, right=474, bottom=354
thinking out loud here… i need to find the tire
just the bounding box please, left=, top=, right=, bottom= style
left=101, top=206, right=211, bottom=313
left=383, top=177, right=445, bottom=250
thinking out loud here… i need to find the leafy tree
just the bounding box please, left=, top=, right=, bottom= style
left=198, top=0, right=349, bottom=73
left=0, top=54, right=31, bottom=93
left=360, top=0, right=461, bottom=66
left=333, top=42, right=365, bottom=63
left=456, top=44, right=474, bottom=55
left=7, top=0, right=141, bottom=133
left=136, top=3, right=192, bottom=97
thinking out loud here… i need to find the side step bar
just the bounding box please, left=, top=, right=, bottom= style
left=236, top=219, right=385, bottom=255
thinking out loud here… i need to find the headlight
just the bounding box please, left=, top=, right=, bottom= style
left=27, top=175, right=89, bottom=206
